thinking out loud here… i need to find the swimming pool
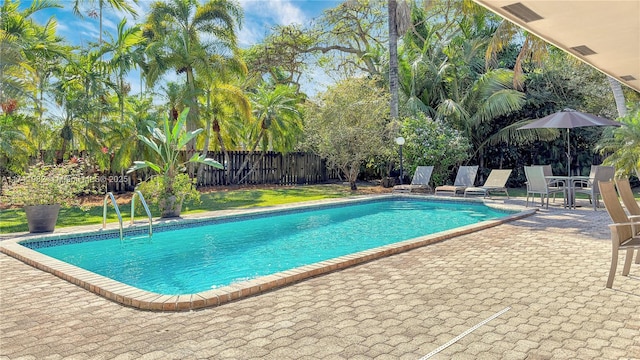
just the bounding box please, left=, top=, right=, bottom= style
left=1, top=195, right=534, bottom=311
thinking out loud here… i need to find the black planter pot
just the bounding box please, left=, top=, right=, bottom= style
left=24, top=204, right=61, bottom=233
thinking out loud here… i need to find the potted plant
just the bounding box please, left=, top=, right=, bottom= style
left=127, top=108, right=223, bottom=218
left=2, top=159, right=94, bottom=233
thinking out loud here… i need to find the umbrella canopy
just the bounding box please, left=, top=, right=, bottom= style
left=517, top=109, right=621, bottom=175
left=518, top=109, right=621, bottom=130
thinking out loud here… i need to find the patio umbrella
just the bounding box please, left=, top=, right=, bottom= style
left=517, top=109, right=621, bottom=176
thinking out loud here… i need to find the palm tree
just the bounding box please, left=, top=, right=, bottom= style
left=597, top=109, right=640, bottom=177
left=0, top=111, right=32, bottom=188
left=143, top=0, right=243, bottom=151
left=25, top=18, right=69, bottom=155
left=197, top=56, right=251, bottom=184
left=52, top=49, right=113, bottom=160
left=234, top=84, right=302, bottom=184
left=105, top=95, right=157, bottom=173
left=437, top=68, right=526, bottom=169
left=388, top=0, right=399, bottom=120
left=399, top=6, right=536, bottom=170
left=485, top=14, right=628, bottom=117
left=72, top=0, right=138, bottom=45
left=157, top=81, right=187, bottom=123
left=397, top=19, right=451, bottom=118
left=101, top=18, right=144, bottom=123
left=0, top=0, right=61, bottom=104
left=387, top=0, right=410, bottom=120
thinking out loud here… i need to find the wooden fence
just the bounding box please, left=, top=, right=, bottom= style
left=104, top=151, right=340, bottom=192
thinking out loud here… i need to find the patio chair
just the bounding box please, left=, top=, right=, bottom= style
left=392, top=166, right=434, bottom=193
left=527, top=165, right=560, bottom=204
left=599, top=181, right=640, bottom=288
left=615, top=178, right=640, bottom=264
left=572, top=165, right=615, bottom=210
left=524, top=166, right=566, bottom=209
left=464, top=169, right=512, bottom=198
left=434, top=165, right=478, bottom=197
left=616, top=178, right=640, bottom=217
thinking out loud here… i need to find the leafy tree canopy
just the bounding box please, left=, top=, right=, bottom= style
left=303, top=77, right=390, bottom=190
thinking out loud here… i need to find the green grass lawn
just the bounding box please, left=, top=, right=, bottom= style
left=0, top=184, right=357, bottom=234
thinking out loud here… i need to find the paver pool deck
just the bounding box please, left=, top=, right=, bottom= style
left=1, top=197, right=639, bottom=359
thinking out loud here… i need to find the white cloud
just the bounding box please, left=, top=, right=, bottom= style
left=239, top=0, right=307, bottom=25
left=237, top=0, right=308, bottom=46
left=238, top=23, right=267, bottom=47
left=74, top=21, right=101, bottom=45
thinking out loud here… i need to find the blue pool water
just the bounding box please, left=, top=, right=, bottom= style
left=29, top=198, right=509, bottom=295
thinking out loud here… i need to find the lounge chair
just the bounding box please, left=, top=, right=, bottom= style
left=615, top=178, right=640, bottom=264
left=599, top=181, right=640, bottom=288
left=392, top=166, right=433, bottom=193
left=434, top=165, right=478, bottom=197
left=524, top=166, right=566, bottom=209
left=464, top=169, right=512, bottom=198
left=572, top=165, right=615, bottom=210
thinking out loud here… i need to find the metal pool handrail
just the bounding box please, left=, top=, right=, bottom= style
left=103, top=192, right=123, bottom=241
left=131, top=190, right=153, bottom=237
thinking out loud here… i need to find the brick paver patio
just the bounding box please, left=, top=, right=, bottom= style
left=1, top=198, right=639, bottom=359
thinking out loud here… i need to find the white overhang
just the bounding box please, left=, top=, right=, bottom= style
left=471, top=0, right=640, bottom=93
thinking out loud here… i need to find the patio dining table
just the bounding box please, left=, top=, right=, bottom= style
left=545, top=175, right=590, bottom=209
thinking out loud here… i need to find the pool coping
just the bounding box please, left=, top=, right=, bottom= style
left=0, top=194, right=536, bottom=311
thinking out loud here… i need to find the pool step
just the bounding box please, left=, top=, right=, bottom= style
left=123, top=235, right=152, bottom=243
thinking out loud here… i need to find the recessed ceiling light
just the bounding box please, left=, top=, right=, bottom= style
left=620, top=75, right=637, bottom=81
left=501, top=3, right=543, bottom=23
left=570, top=45, right=597, bottom=56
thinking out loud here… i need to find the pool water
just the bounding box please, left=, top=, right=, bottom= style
left=30, top=198, right=509, bottom=295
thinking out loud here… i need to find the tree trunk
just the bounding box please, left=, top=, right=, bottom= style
left=185, top=67, right=200, bottom=152
left=607, top=76, right=627, bottom=118
left=234, top=129, right=264, bottom=183
left=119, top=73, right=125, bottom=124
left=345, top=164, right=359, bottom=191
left=237, top=151, right=266, bottom=185
left=388, top=0, right=399, bottom=120
left=215, top=129, right=232, bottom=185
left=196, top=118, right=212, bottom=184
left=197, top=93, right=212, bottom=184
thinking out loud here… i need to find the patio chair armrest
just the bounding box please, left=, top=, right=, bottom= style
left=608, top=221, right=640, bottom=229
left=572, top=178, right=591, bottom=188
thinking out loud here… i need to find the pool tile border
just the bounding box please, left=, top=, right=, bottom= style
left=0, top=195, right=536, bottom=311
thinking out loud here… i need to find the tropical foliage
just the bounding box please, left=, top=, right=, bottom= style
left=597, top=108, right=640, bottom=177
left=1, top=0, right=637, bottom=198
left=2, top=159, right=95, bottom=207
left=127, top=107, right=223, bottom=216
left=400, top=113, right=471, bottom=185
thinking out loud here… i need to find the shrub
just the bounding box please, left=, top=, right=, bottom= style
left=2, top=159, right=95, bottom=207
left=401, top=113, right=472, bottom=185
left=136, top=173, right=200, bottom=213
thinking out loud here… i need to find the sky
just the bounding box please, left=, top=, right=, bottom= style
left=30, top=0, right=342, bottom=96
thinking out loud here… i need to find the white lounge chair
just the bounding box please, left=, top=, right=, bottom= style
left=434, top=165, right=478, bottom=197
left=464, top=169, right=512, bottom=198
left=393, top=166, right=434, bottom=193
left=600, top=181, right=640, bottom=288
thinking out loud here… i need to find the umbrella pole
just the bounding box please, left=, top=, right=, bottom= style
left=567, top=128, right=571, bottom=176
